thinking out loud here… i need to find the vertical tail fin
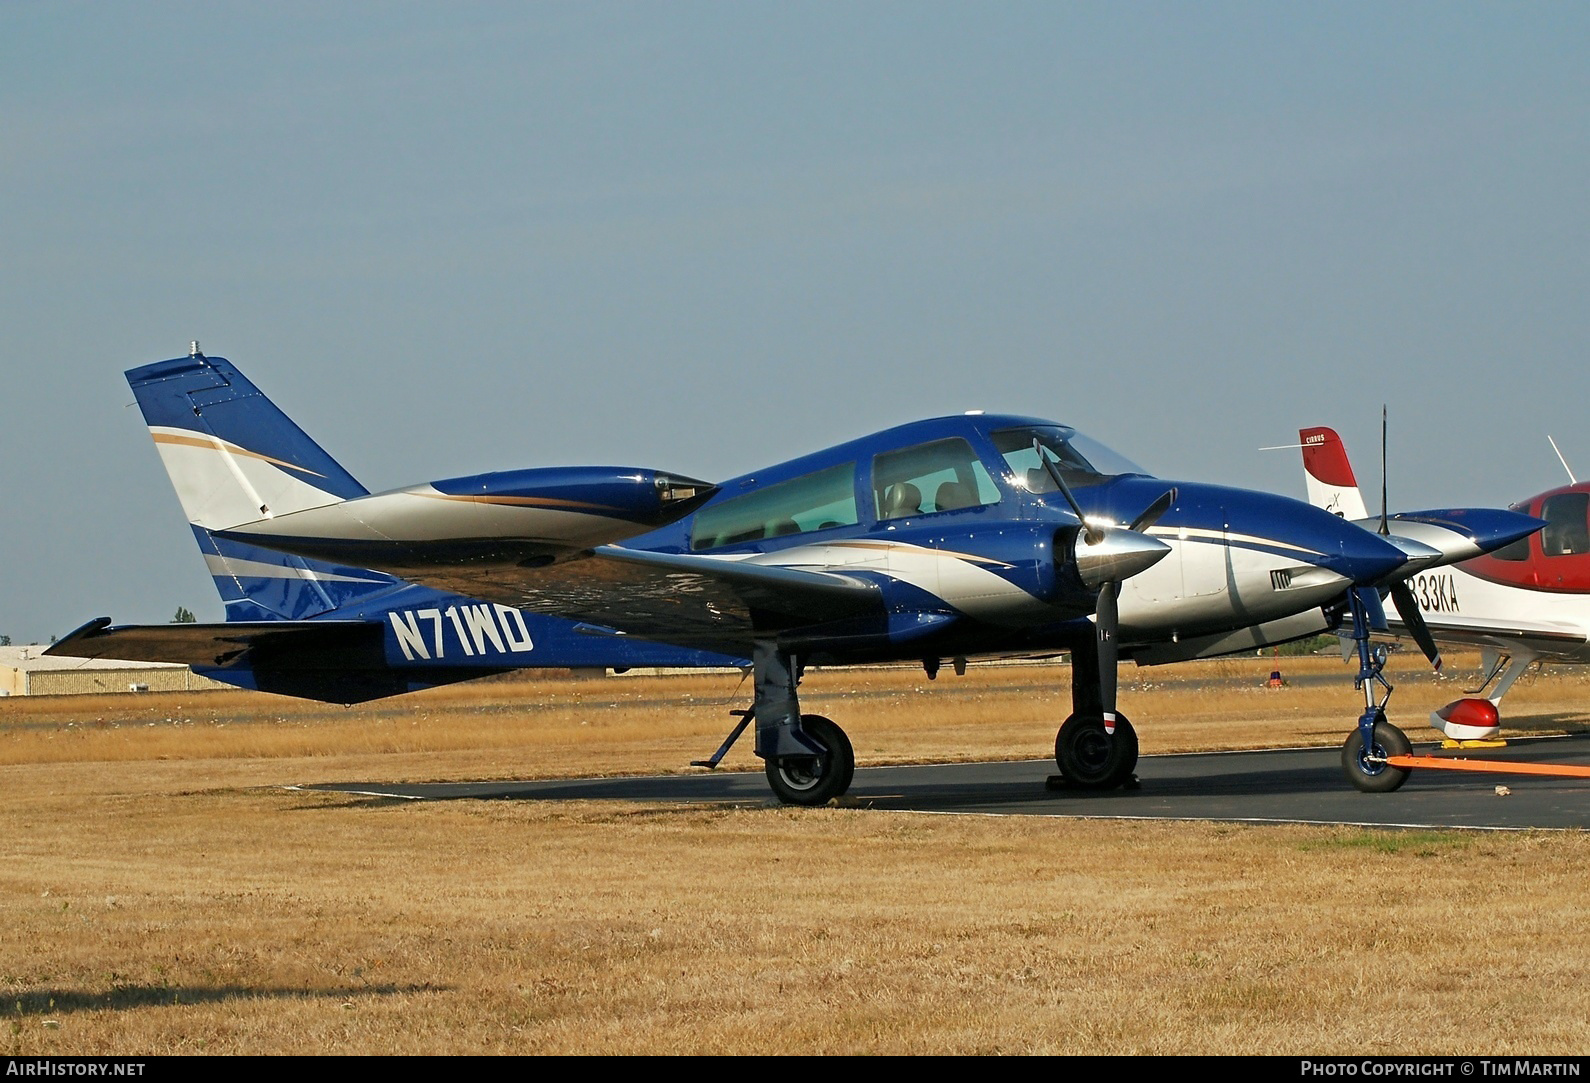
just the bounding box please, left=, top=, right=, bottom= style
left=128, top=348, right=399, bottom=620
left=1299, top=426, right=1369, bottom=520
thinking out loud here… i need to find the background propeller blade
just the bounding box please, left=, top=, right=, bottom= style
left=1371, top=408, right=1441, bottom=673
left=1389, top=580, right=1443, bottom=672
left=1129, top=488, right=1178, bottom=533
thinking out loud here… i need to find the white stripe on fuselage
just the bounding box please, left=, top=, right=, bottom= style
left=740, top=539, right=1052, bottom=623
left=203, top=553, right=390, bottom=585
left=1154, top=525, right=1333, bottom=562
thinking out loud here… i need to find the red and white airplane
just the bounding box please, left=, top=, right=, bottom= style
left=1301, top=426, right=1589, bottom=743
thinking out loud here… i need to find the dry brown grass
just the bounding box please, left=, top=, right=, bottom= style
left=3, top=652, right=1590, bottom=1055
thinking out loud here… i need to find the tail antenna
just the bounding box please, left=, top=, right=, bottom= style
left=1378, top=405, right=1389, bottom=536
left=1549, top=435, right=1578, bottom=484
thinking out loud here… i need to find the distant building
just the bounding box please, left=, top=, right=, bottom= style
left=0, top=646, right=228, bottom=697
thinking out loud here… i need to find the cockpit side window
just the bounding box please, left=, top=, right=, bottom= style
left=1541, top=493, right=1590, bottom=557
left=992, top=426, right=1103, bottom=493
left=872, top=438, right=999, bottom=521
left=690, top=463, right=858, bottom=550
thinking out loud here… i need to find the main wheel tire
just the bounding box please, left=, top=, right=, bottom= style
left=765, top=714, right=855, bottom=806
left=1341, top=716, right=1412, bottom=793
left=1054, top=713, right=1138, bottom=790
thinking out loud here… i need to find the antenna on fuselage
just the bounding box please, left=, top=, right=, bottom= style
left=1548, top=435, right=1577, bottom=484
left=1379, top=405, right=1389, bottom=535
left=1373, top=404, right=1444, bottom=672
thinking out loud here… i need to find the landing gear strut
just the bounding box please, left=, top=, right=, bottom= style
left=1342, top=589, right=1412, bottom=793
left=737, top=642, right=855, bottom=806
left=1050, top=629, right=1140, bottom=790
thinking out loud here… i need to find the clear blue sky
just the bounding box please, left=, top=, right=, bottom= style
left=3, top=2, right=1587, bottom=643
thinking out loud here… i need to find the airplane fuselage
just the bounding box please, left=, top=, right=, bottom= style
left=215, top=413, right=1412, bottom=681
left=572, top=416, right=1407, bottom=666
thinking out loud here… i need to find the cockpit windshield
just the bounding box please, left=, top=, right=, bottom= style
left=991, top=426, right=1149, bottom=493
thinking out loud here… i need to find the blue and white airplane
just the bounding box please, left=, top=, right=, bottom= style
left=48, top=347, right=1540, bottom=801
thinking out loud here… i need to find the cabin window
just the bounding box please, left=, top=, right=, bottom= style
left=690, top=463, right=858, bottom=550
left=1541, top=493, right=1590, bottom=557
left=872, top=438, right=1000, bottom=521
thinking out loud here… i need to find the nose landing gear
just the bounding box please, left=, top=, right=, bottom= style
left=1342, top=590, right=1413, bottom=793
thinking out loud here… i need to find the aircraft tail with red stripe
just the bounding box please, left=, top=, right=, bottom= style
left=1299, top=427, right=1369, bottom=520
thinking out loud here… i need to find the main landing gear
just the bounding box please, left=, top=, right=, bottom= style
left=765, top=714, right=854, bottom=806
left=700, top=632, right=1144, bottom=804
left=693, top=642, right=857, bottom=807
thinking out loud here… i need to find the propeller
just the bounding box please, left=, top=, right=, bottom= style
left=1096, top=578, right=1119, bottom=731
left=1129, top=488, right=1178, bottom=534
left=1389, top=580, right=1442, bottom=672
left=1034, top=439, right=1176, bottom=733
left=1372, top=408, right=1443, bottom=674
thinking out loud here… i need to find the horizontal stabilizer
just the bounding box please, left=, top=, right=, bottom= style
left=44, top=617, right=457, bottom=704
left=46, top=616, right=384, bottom=669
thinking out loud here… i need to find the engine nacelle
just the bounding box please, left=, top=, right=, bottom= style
left=218, top=466, right=718, bottom=567
left=1357, top=508, right=1546, bottom=570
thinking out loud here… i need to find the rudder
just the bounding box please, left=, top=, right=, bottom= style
left=1299, top=426, right=1369, bottom=520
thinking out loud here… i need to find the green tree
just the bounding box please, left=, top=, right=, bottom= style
left=172, top=606, right=196, bottom=624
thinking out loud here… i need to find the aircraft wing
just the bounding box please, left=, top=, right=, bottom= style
left=48, top=550, right=889, bottom=667
left=362, top=546, right=889, bottom=652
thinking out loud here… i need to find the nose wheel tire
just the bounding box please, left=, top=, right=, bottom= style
left=1341, top=718, right=1412, bottom=793
left=1054, top=713, right=1138, bottom=790
left=766, top=714, right=855, bottom=806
